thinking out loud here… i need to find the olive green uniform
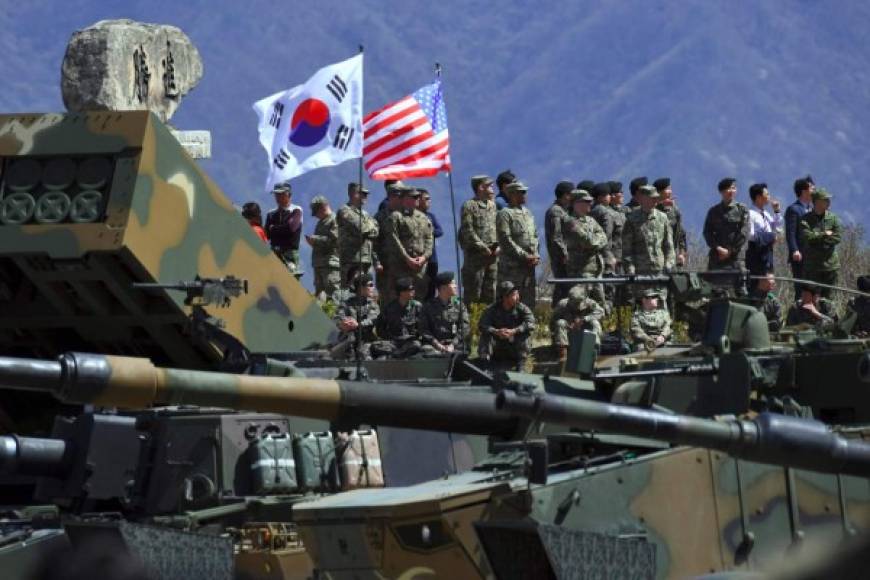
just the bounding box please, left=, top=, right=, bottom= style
left=477, top=301, right=536, bottom=370
left=551, top=294, right=605, bottom=347
left=545, top=203, right=570, bottom=304
left=376, top=299, right=424, bottom=358
left=419, top=297, right=470, bottom=355
left=386, top=209, right=434, bottom=302
left=703, top=201, right=749, bottom=270
left=799, top=211, right=842, bottom=298
left=336, top=205, right=379, bottom=285
left=331, top=295, right=380, bottom=360
left=630, top=308, right=672, bottom=350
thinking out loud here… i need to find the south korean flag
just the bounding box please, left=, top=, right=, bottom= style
left=253, top=54, right=363, bottom=189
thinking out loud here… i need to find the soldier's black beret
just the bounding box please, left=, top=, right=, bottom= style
left=629, top=176, right=648, bottom=196
left=591, top=182, right=611, bottom=198
left=576, top=180, right=595, bottom=192
left=608, top=181, right=623, bottom=194
left=434, top=271, right=455, bottom=287
left=554, top=180, right=575, bottom=199
left=653, top=177, right=670, bottom=191
left=496, top=170, right=516, bottom=189
left=395, top=277, right=415, bottom=292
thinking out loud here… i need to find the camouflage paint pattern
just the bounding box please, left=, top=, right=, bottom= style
left=0, top=112, right=334, bottom=367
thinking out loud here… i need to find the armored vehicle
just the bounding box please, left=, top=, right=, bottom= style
left=2, top=349, right=870, bottom=579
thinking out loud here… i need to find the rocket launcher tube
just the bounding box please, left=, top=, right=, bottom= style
left=496, top=390, right=870, bottom=477
left=0, top=353, right=516, bottom=437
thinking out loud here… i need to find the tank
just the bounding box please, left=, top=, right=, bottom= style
left=1, top=351, right=870, bottom=579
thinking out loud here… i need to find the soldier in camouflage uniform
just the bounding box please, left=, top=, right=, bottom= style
left=786, top=286, right=838, bottom=331
left=419, top=271, right=470, bottom=355
left=376, top=277, right=424, bottom=359
left=497, top=181, right=540, bottom=309
left=799, top=188, right=842, bottom=298
left=373, top=182, right=404, bottom=300
left=589, top=183, right=619, bottom=310
left=330, top=273, right=380, bottom=360
left=630, top=288, right=673, bottom=351
left=305, top=196, right=339, bottom=300
left=459, top=175, right=499, bottom=305
left=545, top=181, right=574, bottom=305
left=564, top=189, right=608, bottom=309
left=653, top=177, right=687, bottom=267
left=336, top=183, right=379, bottom=287
left=478, top=281, right=536, bottom=371
left=622, top=185, right=675, bottom=303
left=703, top=177, right=749, bottom=294
left=551, top=284, right=605, bottom=361
left=386, top=186, right=433, bottom=303
left=749, top=272, right=783, bottom=332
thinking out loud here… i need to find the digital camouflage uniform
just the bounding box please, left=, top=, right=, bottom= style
left=750, top=288, right=783, bottom=332
left=497, top=203, right=539, bottom=309
left=621, top=205, right=675, bottom=303
left=563, top=213, right=608, bottom=308
left=551, top=287, right=605, bottom=347
left=703, top=200, right=749, bottom=270
left=309, top=210, right=340, bottom=299
left=336, top=205, right=379, bottom=286
left=387, top=208, right=433, bottom=302
left=459, top=198, right=498, bottom=305
left=590, top=203, right=616, bottom=273
left=373, top=204, right=396, bottom=299
left=419, top=296, right=470, bottom=355
left=799, top=203, right=842, bottom=299
left=330, top=295, right=380, bottom=360
left=609, top=206, right=626, bottom=268
left=545, top=201, right=571, bottom=305
left=477, top=300, right=536, bottom=370
left=376, top=298, right=424, bottom=358
left=630, top=307, right=673, bottom=350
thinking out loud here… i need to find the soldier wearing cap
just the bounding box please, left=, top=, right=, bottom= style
left=419, top=271, right=470, bottom=355
left=376, top=276, right=424, bottom=359
left=497, top=181, right=540, bottom=309
left=264, top=181, right=304, bottom=272
left=385, top=186, right=433, bottom=302
left=551, top=284, right=605, bottom=361
left=563, top=188, right=608, bottom=309
left=630, top=288, right=672, bottom=351
left=786, top=285, right=838, bottom=330
left=305, top=195, right=339, bottom=300
left=545, top=181, right=574, bottom=304
left=626, top=176, right=648, bottom=212
left=459, top=175, right=499, bottom=305
left=622, top=184, right=675, bottom=302
left=589, top=182, right=618, bottom=274
left=607, top=181, right=627, bottom=268
left=337, top=182, right=379, bottom=287
left=331, top=272, right=381, bottom=360
left=478, top=281, right=536, bottom=371
left=799, top=188, right=842, bottom=298
left=374, top=181, right=405, bottom=299
left=654, top=177, right=687, bottom=267
left=703, top=177, right=750, bottom=277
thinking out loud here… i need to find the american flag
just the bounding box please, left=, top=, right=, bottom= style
left=363, top=81, right=451, bottom=180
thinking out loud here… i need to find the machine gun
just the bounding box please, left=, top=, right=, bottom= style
left=133, top=276, right=251, bottom=367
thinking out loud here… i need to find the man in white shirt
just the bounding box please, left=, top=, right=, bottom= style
left=746, top=182, right=783, bottom=291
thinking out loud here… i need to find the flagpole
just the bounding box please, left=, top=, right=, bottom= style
left=435, top=62, right=467, bottom=355
left=354, top=44, right=365, bottom=381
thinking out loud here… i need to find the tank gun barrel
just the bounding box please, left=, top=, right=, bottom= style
left=0, top=353, right=517, bottom=438
left=496, top=391, right=870, bottom=477
left=0, top=435, right=69, bottom=477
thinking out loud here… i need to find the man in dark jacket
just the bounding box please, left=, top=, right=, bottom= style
left=785, top=176, right=814, bottom=294
left=264, top=181, right=303, bottom=272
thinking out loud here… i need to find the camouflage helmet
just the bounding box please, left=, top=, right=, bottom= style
left=497, top=280, right=517, bottom=299
left=812, top=188, right=832, bottom=202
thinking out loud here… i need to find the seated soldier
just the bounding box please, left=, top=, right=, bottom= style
left=550, top=284, right=605, bottom=361
left=786, top=285, right=838, bottom=330
left=331, top=273, right=380, bottom=360
left=478, top=281, right=536, bottom=371
left=630, top=288, right=673, bottom=351
left=420, top=271, right=470, bottom=356
left=749, top=271, right=783, bottom=332
left=376, top=277, right=424, bottom=358
left=848, top=275, right=870, bottom=337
